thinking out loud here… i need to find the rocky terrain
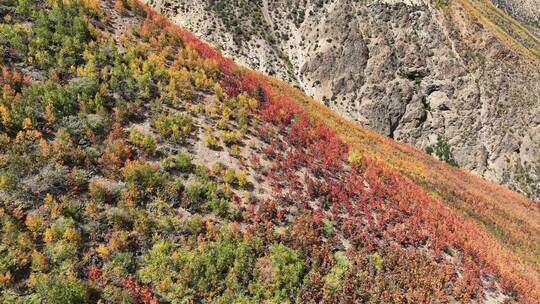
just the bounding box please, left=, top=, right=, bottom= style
left=491, top=0, right=540, bottom=36
left=145, top=0, right=540, bottom=200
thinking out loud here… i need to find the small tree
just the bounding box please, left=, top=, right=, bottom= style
left=425, top=136, right=458, bottom=167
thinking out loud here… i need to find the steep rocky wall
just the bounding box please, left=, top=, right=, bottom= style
left=144, top=0, right=540, bottom=199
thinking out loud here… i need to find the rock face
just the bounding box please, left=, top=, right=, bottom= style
left=490, top=0, right=540, bottom=36
left=145, top=0, right=540, bottom=199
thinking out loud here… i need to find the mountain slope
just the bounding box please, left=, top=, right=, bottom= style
left=0, top=0, right=539, bottom=303
left=146, top=0, right=540, bottom=200
left=490, top=0, right=540, bottom=37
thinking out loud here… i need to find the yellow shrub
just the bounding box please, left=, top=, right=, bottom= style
left=0, top=133, right=9, bottom=148
left=211, top=163, right=222, bottom=175
left=0, top=105, right=10, bottom=126
left=22, top=117, right=32, bottom=130
left=63, top=227, right=81, bottom=244
left=43, top=228, right=54, bottom=243
left=236, top=170, right=248, bottom=188
left=348, top=149, right=362, bottom=166
left=96, top=244, right=110, bottom=259
left=25, top=214, right=43, bottom=233
left=84, top=202, right=98, bottom=219
left=39, top=138, right=50, bottom=158
left=109, top=236, right=125, bottom=251
left=230, top=144, right=241, bottom=157
left=221, top=131, right=239, bottom=146
left=0, top=272, right=12, bottom=284
left=223, top=168, right=236, bottom=185
left=114, top=0, right=124, bottom=12
left=129, top=129, right=157, bottom=155
left=82, top=0, right=99, bottom=11
left=204, top=127, right=219, bottom=149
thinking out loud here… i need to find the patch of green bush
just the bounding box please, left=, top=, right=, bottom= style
left=426, top=136, right=458, bottom=167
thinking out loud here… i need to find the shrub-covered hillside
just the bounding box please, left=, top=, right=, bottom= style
left=0, top=0, right=539, bottom=303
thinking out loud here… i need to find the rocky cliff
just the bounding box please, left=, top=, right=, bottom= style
left=145, top=0, right=540, bottom=199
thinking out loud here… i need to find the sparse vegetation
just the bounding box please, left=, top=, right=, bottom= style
left=206, top=0, right=267, bottom=46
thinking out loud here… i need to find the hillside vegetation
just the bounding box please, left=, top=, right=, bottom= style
left=147, top=0, right=540, bottom=201
left=0, top=0, right=539, bottom=303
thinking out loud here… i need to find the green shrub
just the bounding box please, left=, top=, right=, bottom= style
left=207, top=197, right=236, bottom=219
left=369, top=252, right=383, bottom=271
left=221, top=131, right=239, bottom=146
left=223, top=167, right=236, bottom=185
left=0, top=170, right=16, bottom=190
left=322, top=219, right=334, bottom=238
left=88, top=180, right=109, bottom=204
left=122, top=161, right=164, bottom=191
left=253, top=244, right=307, bottom=302
left=102, top=252, right=134, bottom=283
left=129, top=129, right=157, bottom=155
left=153, top=112, right=192, bottom=143
left=2, top=289, right=41, bottom=304
left=46, top=217, right=77, bottom=242
left=105, top=207, right=132, bottom=227
left=34, top=274, right=89, bottom=304
left=162, top=152, right=193, bottom=173
left=45, top=240, right=78, bottom=266
left=323, top=252, right=349, bottom=292
left=157, top=178, right=184, bottom=203
left=347, top=150, right=362, bottom=166
left=68, top=168, right=91, bottom=193
left=425, top=136, right=458, bottom=167
left=15, top=0, right=33, bottom=17
left=102, top=286, right=132, bottom=304
left=139, top=230, right=262, bottom=303
left=186, top=180, right=216, bottom=207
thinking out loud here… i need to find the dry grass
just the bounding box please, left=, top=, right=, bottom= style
left=458, top=0, right=540, bottom=62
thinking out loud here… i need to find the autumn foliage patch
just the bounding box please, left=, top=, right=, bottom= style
left=0, top=0, right=538, bottom=303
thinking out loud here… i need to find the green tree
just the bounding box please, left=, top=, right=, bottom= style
left=426, top=136, right=458, bottom=167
